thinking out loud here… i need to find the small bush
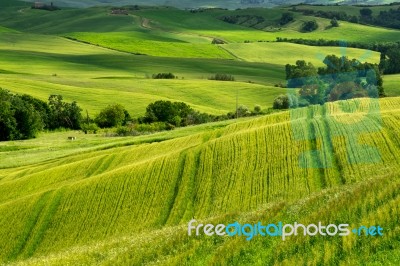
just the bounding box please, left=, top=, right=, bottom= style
left=152, top=73, right=176, bottom=79
left=301, top=21, right=318, bottom=32
left=81, top=123, right=99, bottom=134
left=209, top=74, right=235, bottom=81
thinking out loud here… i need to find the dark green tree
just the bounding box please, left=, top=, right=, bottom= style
left=48, top=95, right=82, bottom=130
left=280, top=12, right=294, bottom=25
left=301, top=20, right=318, bottom=32
left=380, top=48, right=400, bottom=74
left=95, top=104, right=128, bottom=128
left=360, top=8, right=373, bottom=18
left=144, top=100, right=193, bottom=126
left=330, top=17, right=339, bottom=27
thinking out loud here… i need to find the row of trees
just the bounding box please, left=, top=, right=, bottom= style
left=0, top=90, right=82, bottom=141
left=274, top=55, right=384, bottom=109
left=276, top=38, right=400, bottom=75
left=0, top=89, right=270, bottom=141
left=138, top=100, right=265, bottom=128
left=292, top=6, right=400, bottom=29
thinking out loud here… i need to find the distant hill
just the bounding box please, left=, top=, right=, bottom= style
left=20, top=0, right=400, bottom=9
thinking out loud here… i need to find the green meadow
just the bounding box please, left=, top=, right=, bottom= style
left=0, top=0, right=400, bottom=265
left=0, top=97, right=400, bottom=265
left=223, top=42, right=381, bottom=66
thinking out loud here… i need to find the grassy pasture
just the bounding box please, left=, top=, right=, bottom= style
left=0, top=97, right=399, bottom=264
left=383, top=74, right=400, bottom=97
left=133, top=8, right=400, bottom=43
left=0, top=3, right=399, bottom=264
left=65, top=32, right=234, bottom=59
left=0, top=31, right=286, bottom=117
left=291, top=3, right=400, bottom=16
left=1, top=5, right=399, bottom=45
left=0, top=75, right=284, bottom=117
left=223, top=42, right=381, bottom=66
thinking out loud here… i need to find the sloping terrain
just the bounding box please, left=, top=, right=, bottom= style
left=0, top=97, right=399, bottom=265
left=19, top=0, right=399, bottom=9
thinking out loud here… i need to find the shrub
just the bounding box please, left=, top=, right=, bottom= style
left=152, top=73, right=176, bottom=79
left=95, top=104, right=129, bottom=128
left=331, top=17, right=339, bottom=27
left=301, top=21, right=318, bottom=32
left=208, top=74, right=235, bottom=81
left=280, top=12, right=294, bottom=25
left=81, top=123, right=99, bottom=134
left=143, top=100, right=193, bottom=126
left=273, top=95, right=290, bottom=109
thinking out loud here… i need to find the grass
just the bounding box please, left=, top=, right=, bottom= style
left=132, top=8, right=400, bottom=43
left=0, top=32, right=286, bottom=117
left=0, top=75, right=284, bottom=117
left=0, top=97, right=399, bottom=264
left=223, top=42, right=381, bottom=66
left=65, top=32, right=234, bottom=59
left=383, top=74, right=400, bottom=97
left=1, top=5, right=399, bottom=44
left=0, top=2, right=399, bottom=264
left=291, top=3, right=400, bottom=17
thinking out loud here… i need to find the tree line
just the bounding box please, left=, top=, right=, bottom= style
left=0, top=89, right=273, bottom=141
left=273, top=55, right=383, bottom=109
left=276, top=38, right=400, bottom=75
left=291, top=6, right=400, bottom=30
left=0, top=90, right=81, bottom=141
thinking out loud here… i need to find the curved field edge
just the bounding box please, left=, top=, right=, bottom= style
left=1, top=97, right=400, bottom=264
left=8, top=173, right=400, bottom=266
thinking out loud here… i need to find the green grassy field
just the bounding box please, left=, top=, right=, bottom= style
left=0, top=97, right=399, bottom=265
left=383, top=74, right=400, bottom=97
left=129, top=8, right=400, bottom=43
left=66, top=32, right=234, bottom=59
left=291, top=3, right=400, bottom=16
left=223, top=42, right=381, bottom=66
left=0, top=1, right=400, bottom=265
left=0, top=31, right=285, bottom=117
left=0, top=30, right=390, bottom=118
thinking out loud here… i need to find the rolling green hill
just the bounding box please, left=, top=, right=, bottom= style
left=0, top=97, right=399, bottom=265
left=0, top=1, right=400, bottom=265
left=0, top=32, right=285, bottom=116
left=19, top=0, right=400, bottom=9
left=223, top=42, right=381, bottom=66
left=291, top=3, right=400, bottom=17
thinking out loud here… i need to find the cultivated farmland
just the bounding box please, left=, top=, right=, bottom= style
left=0, top=97, right=399, bottom=264
left=0, top=0, right=400, bottom=265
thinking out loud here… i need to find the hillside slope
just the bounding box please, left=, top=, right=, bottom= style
left=1, top=97, right=400, bottom=265
left=19, top=0, right=398, bottom=9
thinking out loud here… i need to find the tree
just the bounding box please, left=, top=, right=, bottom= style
left=11, top=96, right=43, bottom=139
left=273, top=94, right=298, bottom=110
left=360, top=8, right=373, bottom=18
left=327, top=81, right=367, bottom=102
left=152, top=73, right=175, bottom=79
left=0, top=89, right=44, bottom=141
left=280, top=12, right=294, bottom=25
left=286, top=60, right=317, bottom=88
left=330, top=17, right=339, bottom=27
left=0, top=98, right=17, bottom=141
left=301, top=20, right=318, bottom=32
left=20, top=94, right=51, bottom=129
left=380, top=48, right=400, bottom=74
left=95, top=104, right=128, bottom=128
left=144, top=100, right=193, bottom=126
left=298, top=80, right=326, bottom=105
left=48, top=95, right=82, bottom=130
